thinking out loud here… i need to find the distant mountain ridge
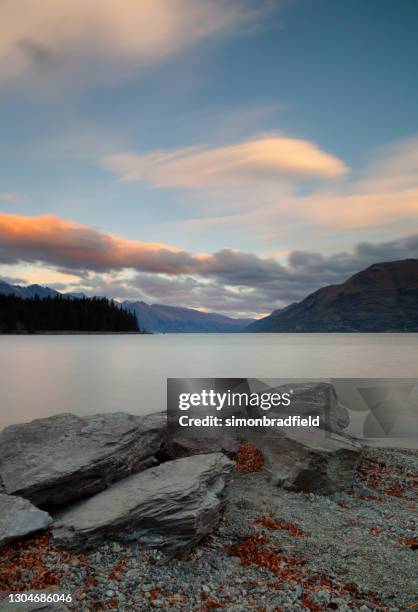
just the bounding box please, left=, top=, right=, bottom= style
left=0, top=281, right=82, bottom=300
left=0, top=280, right=253, bottom=333
left=123, top=300, right=253, bottom=333
left=247, top=259, right=418, bottom=332
left=3, top=259, right=418, bottom=333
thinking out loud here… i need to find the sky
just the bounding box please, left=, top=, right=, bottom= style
left=1, top=0, right=418, bottom=317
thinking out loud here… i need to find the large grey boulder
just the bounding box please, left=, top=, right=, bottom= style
left=261, top=427, right=362, bottom=494
left=52, top=453, right=233, bottom=556
left=0, top=412, right=166, bottom=508
left=0, top=494, right=51, bottom=549
left=162, top=435, right=242, bottom=460
left=247, top=381, right=350, bottom=434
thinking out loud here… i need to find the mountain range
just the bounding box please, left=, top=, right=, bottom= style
left=0, top=281, right=252, bottom=333
left=0, top=281, right=83, bottom=300
left=247, top=259, right=418, bottom=332
left=123, top=301, right=253, bottom=333
left=2, top=258, right=418, bottom=333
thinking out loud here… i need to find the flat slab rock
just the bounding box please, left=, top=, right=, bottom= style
left=261, top=427, right=362, bottom=494
left=0, top=412, right=166, bottom=508
left=0, top=494, right=51, bottom=550
left=52, top=453, right=233, bottom=556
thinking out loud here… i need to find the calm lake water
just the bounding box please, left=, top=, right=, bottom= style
left=1, top=334, right=418, bottom=440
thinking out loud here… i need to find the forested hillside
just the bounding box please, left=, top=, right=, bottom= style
left=0, top=295, right=139, bottom=333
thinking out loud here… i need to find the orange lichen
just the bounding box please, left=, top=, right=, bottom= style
left=235, top=443, right=264, bottom=473
left=228, top=532, right=383, bottom=608
left=253, top=514, right=304, bottom=536
left=399, top=537, right=418, bottom=549
left=369, top=527, right=382, bottom=535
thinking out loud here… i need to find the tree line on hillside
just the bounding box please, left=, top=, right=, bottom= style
left=0, top=294, right=140, bottom=333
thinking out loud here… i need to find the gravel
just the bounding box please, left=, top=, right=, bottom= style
left=0, top=446, right=416, bottom=611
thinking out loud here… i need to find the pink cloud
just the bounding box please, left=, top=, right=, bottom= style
left=104, top=134, right=348, bottom=188
left=0, top=213, right=197, bottom=273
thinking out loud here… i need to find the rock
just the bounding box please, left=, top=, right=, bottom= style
left=52, top=453, right=233, bottom=556
left=248, top=382, right=349, bottom=434
left=0, top=493, right=51, bottom=549
left=0, top=411, right=167, bottom=508
left=261, top=426, right=362, bottom=494
left=163, top=383, right=349, bottom=458
left=162, top=435, right=241, bottom=460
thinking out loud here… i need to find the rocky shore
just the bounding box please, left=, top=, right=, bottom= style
left=0, top=383, right=416, bottom=611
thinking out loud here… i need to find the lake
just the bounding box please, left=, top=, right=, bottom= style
left=1, top=333, right=418, bottom=445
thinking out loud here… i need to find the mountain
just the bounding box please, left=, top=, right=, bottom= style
left=0, top=281, right=58, bottom=298
left=0, top=280, right=253, bottom=332
left=247, top=259, right=418, bottom=332
left=123, top=301, right=253, bottom=333
left=0, top=280, right=84, bottom=300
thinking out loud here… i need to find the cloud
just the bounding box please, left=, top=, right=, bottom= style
left=360, top=135, right=418, bottom=194
left=287, top=136, right=418, bottom=230
left=154, top=133, right=418, bottom=242
left=2, top=211, right=418, bottom=317
left=0, top=212, right=198, bottom=272
left=0, top=275, right=25, bottom=285
left=290, top=186, right=418, bottom=230
left=288, top=233, right=418, bottom=284
left=0, top=212, right=293, bottom=287
left=104, top=134, right=348, bottom=188
left=75, top=232, right=418, bottom=316
left=0, top=211, right=328, bottom=296
left=0, top=0, right=267, bottom=81
left=103, top=135, right=416, bottom=243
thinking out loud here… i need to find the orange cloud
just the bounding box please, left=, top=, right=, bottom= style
left=105, top=134, right=348, bottom=188
left=0, top=212, right=297, bottom=288
left=0, top=213, right=197, bottom=273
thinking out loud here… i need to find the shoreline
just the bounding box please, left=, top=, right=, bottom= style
left=0, top=331, right=146, bottom=335
left=2, top=331, right=418, bottom=335
left=0, top=446, right=416, bottom=610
